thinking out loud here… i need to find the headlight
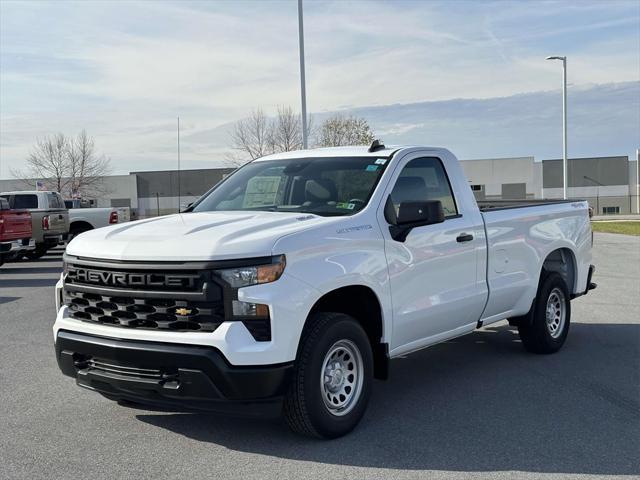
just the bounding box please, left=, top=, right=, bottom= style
left=216, top=255, right=286, bottom=288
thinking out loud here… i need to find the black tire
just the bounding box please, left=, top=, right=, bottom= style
left=24, top=243, right=48, bottom=260
left=518, top=272, right=571, bottom=354
left=283, top=312, right=373, bottom=439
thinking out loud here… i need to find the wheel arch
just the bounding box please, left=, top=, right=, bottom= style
left=509, top=247, right=577, bottom=328
left=540, top=247, right=577, bottom=294
left=70, top=220, right=94, bottom=233
left=306, top=285, right=389, bottom=380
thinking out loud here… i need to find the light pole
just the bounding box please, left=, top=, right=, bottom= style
left=297, top=0, right=308, bottom=149
left=546, top=55, right=567, bottom=199
left=177, top=116, right=181, bottom=212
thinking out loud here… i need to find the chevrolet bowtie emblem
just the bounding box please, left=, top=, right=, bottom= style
left=175, top=308, right=192, bottom=316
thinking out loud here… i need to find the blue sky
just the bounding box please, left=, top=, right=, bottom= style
left=1, top=0, right=639, bottom=176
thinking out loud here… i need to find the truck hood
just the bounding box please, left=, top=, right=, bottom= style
left=66, top=211, right=331, bottom=261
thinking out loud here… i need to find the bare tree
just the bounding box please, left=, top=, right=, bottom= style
left=315, top=115, right=375, bottom=147
left=67, top=130, right=112, bottom=197
left=230, top=109, right=275, bottom=161
left=272, top=106, right=303, bottom=153
left=15, top=134, right=70, bottom=193
left=229, top=106, right=313, bottom=163
left=13, top=131, right=111, bottom=197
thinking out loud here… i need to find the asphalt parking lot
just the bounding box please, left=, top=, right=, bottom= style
left=0, top=232, right=638, bottom=480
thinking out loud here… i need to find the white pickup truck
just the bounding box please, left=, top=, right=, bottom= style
left=64, top=199, right=131, bottom=238
left=54, top=144, right=595, bottom=438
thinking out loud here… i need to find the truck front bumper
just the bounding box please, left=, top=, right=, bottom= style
left=55, top=330, right=293, bottom=416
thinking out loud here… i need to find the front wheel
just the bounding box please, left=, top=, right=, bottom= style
left=518, top=272, right=571, bottom=354
left=283, top=312, right=373, bottom=438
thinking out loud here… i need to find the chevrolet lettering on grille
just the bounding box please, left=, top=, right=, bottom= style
left=67, top=267, right=200, bottom=289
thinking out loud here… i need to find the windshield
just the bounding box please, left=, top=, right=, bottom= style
left=193, top=156, right=390, bottom=216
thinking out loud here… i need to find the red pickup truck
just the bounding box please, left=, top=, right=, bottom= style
left=0, top=198, right=34, bottom=267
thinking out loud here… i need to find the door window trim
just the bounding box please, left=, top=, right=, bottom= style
left=387, top=155, right=461, bottom=222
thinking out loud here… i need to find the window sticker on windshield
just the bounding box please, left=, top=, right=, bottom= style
left=242, top=176, right=282, bottom=208
left=365, top=165, right=379, bottom=172
left=336, top=202, right=356, bottom=210
left=374, top=158, right=386, bottom=165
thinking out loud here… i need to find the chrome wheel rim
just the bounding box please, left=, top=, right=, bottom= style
left=545, top=287, right=566, bottom=339
left=320, top=339, right=363, bottom=417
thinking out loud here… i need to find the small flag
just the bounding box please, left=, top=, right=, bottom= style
left=35, top=180, right=45, bottom=191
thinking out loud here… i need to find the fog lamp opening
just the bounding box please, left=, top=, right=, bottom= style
left=232, top=300, right=269, bottom=318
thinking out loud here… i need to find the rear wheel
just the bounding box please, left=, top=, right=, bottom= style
left=518, top=272, right=571, bottom=354
left=283, top=312, right=373, bottom=438
left=24, top=243, right=48, bottom=260
left=69, top=223, right=92, bottom=240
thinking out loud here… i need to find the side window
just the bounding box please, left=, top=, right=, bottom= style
left=390, top=157, right=458, bottom=217
left=12, top=194, right=39, bottom=209
left=47, top=193, right=65, bottom=209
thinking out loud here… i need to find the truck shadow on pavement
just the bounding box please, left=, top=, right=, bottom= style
left=0, top=266, right=62, bottom=274
left=0, top=277, right=60, bottom=288
left=136, top=322, right=640, bottom=476
left=0, top=296, right=21, bottom=304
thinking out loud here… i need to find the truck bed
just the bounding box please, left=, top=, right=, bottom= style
left=478, top=199, right=592, bottom=324
left=477, top=199, right=578, bottom=212
left=0, top=209, right=32, bottom=242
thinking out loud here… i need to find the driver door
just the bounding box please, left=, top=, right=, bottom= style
left=380, top=155, right=486, bottom=356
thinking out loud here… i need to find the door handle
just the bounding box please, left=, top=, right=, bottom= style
left=456, top=233, right=474, bottom=243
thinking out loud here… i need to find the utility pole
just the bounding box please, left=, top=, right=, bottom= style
left=546, top=55, right=568, bottom=199
left=562, top=58, right=567, bottom=200
left=297, top=0, right=308, bottom=149
left=177, top=116, right=181, bottom=212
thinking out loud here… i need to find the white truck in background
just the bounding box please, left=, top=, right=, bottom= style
left=64, top=199, right=130, bottom=238
left=53, top=143, right=596, bottom=438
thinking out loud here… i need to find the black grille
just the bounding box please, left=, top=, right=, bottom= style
left=79, top=357, right=165, bottom=380
left=65, top=290, right=224, bottom=332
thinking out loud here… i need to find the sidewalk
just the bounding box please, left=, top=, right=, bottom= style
left=591, top=214, right=640, bottom=221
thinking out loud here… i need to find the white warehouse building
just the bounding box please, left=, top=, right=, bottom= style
left=1, top=155, right=638, bottom=217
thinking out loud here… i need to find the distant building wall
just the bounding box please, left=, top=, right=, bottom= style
left=96, top=175, right=139, bottom=209
left=542, top=156, right=635, bottom=214
left=630, top=160, right=639, bottom=214
left=2, top=155, right=637, bottom=216
left=459, top=157, right=540, bottom=200
left=134, top=168, right=234, bottom=217
left=543, top=156, right=629, bottom=188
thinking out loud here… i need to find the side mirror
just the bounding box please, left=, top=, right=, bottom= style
left=389, top=200, right=445, bottom=242
left=397, top=200, right=444, bottom=225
